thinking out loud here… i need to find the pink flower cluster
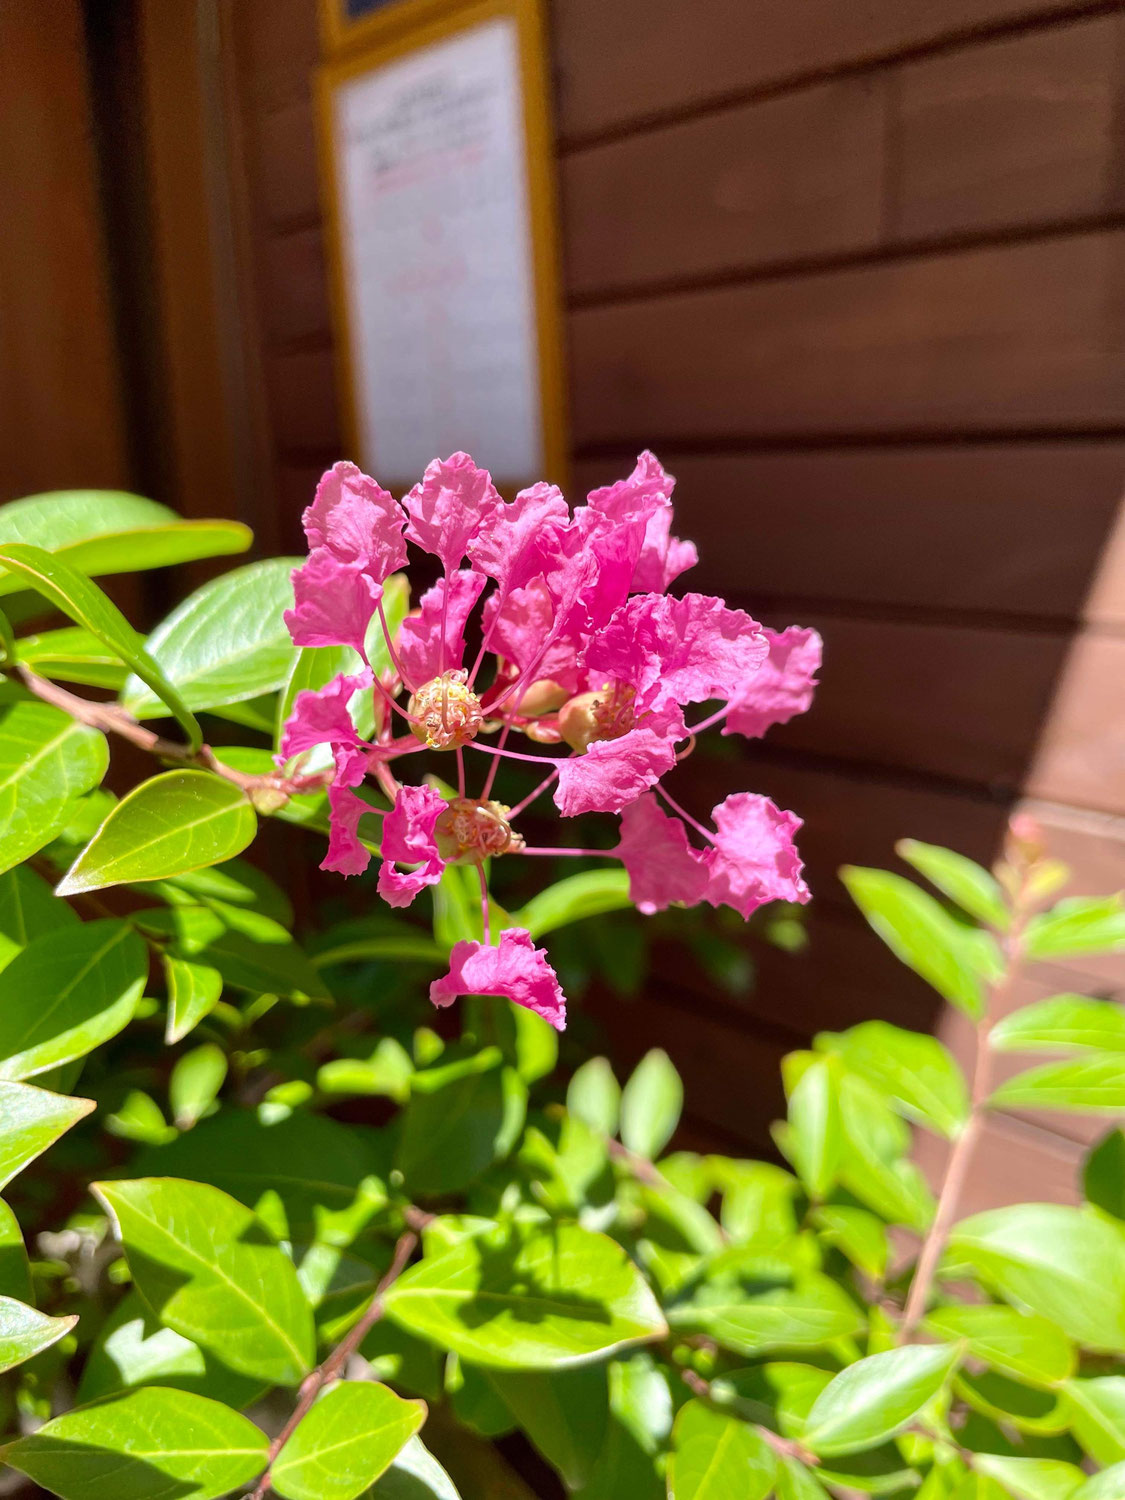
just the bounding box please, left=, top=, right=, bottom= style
left=280, top=453, right=820, bottom=1031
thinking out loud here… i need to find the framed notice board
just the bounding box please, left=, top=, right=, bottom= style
left=315, top=0, right=567, bottom=490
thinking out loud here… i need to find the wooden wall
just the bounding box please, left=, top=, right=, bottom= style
left=218, top=0, right=1125, bottom=1196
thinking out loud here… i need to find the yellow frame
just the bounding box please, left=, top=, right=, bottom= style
left=320, top=0, right=454, bottom=57
left=314, top=0, right=568, bottom=491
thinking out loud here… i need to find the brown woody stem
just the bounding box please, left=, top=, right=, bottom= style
left=676, top=1363, right=818, bottom=1467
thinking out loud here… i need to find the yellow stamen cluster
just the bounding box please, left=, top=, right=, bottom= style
left=408, top=671, right=484, bottom=750
left=434, top=797, right=523, bottom=865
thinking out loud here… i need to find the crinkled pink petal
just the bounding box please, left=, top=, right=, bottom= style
left=632, top=505, right=698, bottom=593
left=302, top=461, right=407, bottom=580
left=376, top=783, right=447, bottom=908
left=285, top=550, right=383, bottom=655
left=587, top=592, right=766, bottom=706
left=398, top=569, right=487, bottom=684
left=703, top=792, right=810, bottom=918
left=279, top=671, right=372, bottom=763
left=323, top=783, right=374, bottom=877
left=403, top=453, right=501, bottom=574
left=554, top=702, right=684, bottom=817
left=585, top=450, right=673, bottom=525
left=723, top=626, right=822, bottom=739
left=617, top=794, right=709, bottom=914
left=469, top=481, right=570, bottom=593
left=481, top=575, right=581, bottom=696
left=430, top=928, right=566, bottom=1030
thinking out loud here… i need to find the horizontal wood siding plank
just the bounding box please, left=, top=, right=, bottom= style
left=892, top=14, right=1122, bottom=240
left=572, top=445, right=1125, bottom=625
left=562, top=76, right=886, bottom=297
left=552, top=0, right=1109, bottom=140
left=259, top=226, right=332, bottom=347
left=568, top=231, right=1125, bottom=445
left=914, top=1112, right=1082, bottom=1213
left=228, top=0, right=319, bottom=110
left=1026, top=631, right=1125, bottom=808
left=248, top=98, right=319, bottom=230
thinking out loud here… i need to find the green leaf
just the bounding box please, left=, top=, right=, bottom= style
left=667, top=1399, right=776, bottom=1500
left=122, top=556, right=300, bottom=717
left=0, top=920, right=147, bottom=1080
left=0, top=1080, right=94, bottom=1188
left=136, top=1109, right=386, bottom=1245
left=138, top=903, right=331, bottom=1003
left=811, top=1205, right=889, bottom=1281
left=318, top=1038, right=414, bottom=1104
left=923, top=1305, right=1074, bottom=1385
left=164, top=954, right=224, bottom=1044
left=667, top=1274, right=864, bottom=1358
left=0, top=1295, right=75, bottom=1373
left=1065, top=1376, right=1125, bottom=1465
left=568, top=1056, right=622, bottom=1138
left=0, top=1385, right=269, bottom=1500
left=95, top=1177, right=316, bottom=1386
left=105, top=1091, right=176, bottom=1147
left=170, top=1044, right=227, bottom=1129
left=484, top=1366, right=608, bottom=1489
left=0, top=863, right=79, bottom=972
left=0, top=542, right=202, bottom=749
left=971, top=1457, right=1086, bottom=1500
left=948, top=1204, right=1125, bottom=1353
left=1085, top=1129, right=1125, bottom=1220
left=1024, top=896, right=1125, bottom=962
left=77, top=1291, right=265, bottom=1409
left=990, top=1054, right=1125, bottom=1112
left=819, top=1020, right=969, bottom=1139
left=272, top=1381, right=426, bottom=1500
left=802, top=1343, right=960, bottom=1456
left=396, top=1051, right=526, bottom=1195
left=56, top=770, right=256, bottom=895
left=0, top=489, right=251, bottom=585
left=1074, top=1463, right=1125, bottom=1500
left=512, top=869, right=633, bottom=941
left=785, top=1054, right=841, bottom=1199
left=896, top=840, right=1008, bottom=928
left=835, top=1073, right=936, bottom=1232
left=0, top=694, right=108, bottom=875
left=15, top=626, right=131, bottom=690
left=991, top=996, right=1125, bottom=1054
left=0, top=1200, right=30, bottom=1301
left=384, top=1220, right=667, bottom=1369
left=372, top=1436, right=462, bottom=1499
left=149, top=856, right=294, bottom=925
left=620, top=1049, right=683, bottom=1159
left=841, top=866, right=995, bottom=1017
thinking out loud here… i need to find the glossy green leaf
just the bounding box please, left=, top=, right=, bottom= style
left=948, top=1204, right=1125, bottom=1352
left=811, top=1205, right=889, bottom=1281
left=567, top=1056, right=622, bottom=1138
left=512, top=869, right=633, bottom=941
left=138, top=1109, right=387, bottom=1245
left=0, top=694, right=108, bottom=876
left=0, top=490, right=251, bottom=585
left=0, top=863, right=79, bottom=972
left=0, top=1385, right=268, bottom=1500
left=57, top=770, right=256, bottom=895
left=0, top=920, right=146, bottom=1080
left=667, top=1399, right=776, bottom=1500
left=1065, top=1377, right=1125, bottom=1465
left=0, top=1080, right=94, bottom=1188
left=620, top=1049, right=683, bottom=1159
left=1025, top=897, right=1125, bottom=961
left=138, top=902, right=331, bottom=1003
left=667, top=1274, right=864, bottom=1357
left=78, top=1291, right=265, bottom=1409
left=802, top=1343, right=960, bottom=1456
left=785, top=1054, right=840, bottom=1198
left=170, top=1044, right=227, bottom=1129
left=1074, top=1462, right=1125, bottom=1500
left=105, top=1091, right=176, bottom=1147
left=0, top=542, right=201, bottom=749
left=272, top=1381, right=425, bottom=1500
left=841, top=866, right=995, bottom=1017
left=1085, top=1129, right=1125, bottom=1220
left=485, top=1366, right=608, bottom=1488
left=371, top=1436, right=462, bottom=1499
left=819, top=1020, right=968, bottom=1139
left=122, top=556, right=300, bottom=716
left=991, top=996, right=1125, bottom=1054
left=0, top=1200, right=30, bottom=1302
left=163, top=954, right=224, bottom=1044
left=0, top=1295, right=75, bottom=1373
left=150, top=856, right=293, bottom=925
left=397, top=1050, right=526, bottom=1195
left=384, top=1220, right=667, bottom=1369
left=318, top=1038, right=414, bottom=1103
left=896, top=839, right=1008, bottom=928
left=835, top=1073, right=936, bottom=1232
left=15, top=626, right=131, bottom=690
left=95, top=1177, right=316, bottom=1386
left=923, top=1305, right=1074, bottom=1385
left=972, top=1456, right=1086, bottom=1500
left=990, top=1054, right=1125, bottom=1112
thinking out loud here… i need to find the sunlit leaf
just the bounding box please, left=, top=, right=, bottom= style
left=0, top=1081, right=94, bottom=1188
left=272, top=1381, right=425, bottom=1500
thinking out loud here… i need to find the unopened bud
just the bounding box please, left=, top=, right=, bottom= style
left=408, top=671, right=483, bottom=750
left=515, top=679, right=569, bottom=717
left=558, top=683, right=636, bottom=753
left=250, top=784, right=290, bottom=814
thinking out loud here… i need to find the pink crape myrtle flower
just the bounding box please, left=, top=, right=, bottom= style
left=279, top=450, right=819, bottom=1030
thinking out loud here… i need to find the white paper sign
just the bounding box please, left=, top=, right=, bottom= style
left=333, top=17, right=543, bottom=485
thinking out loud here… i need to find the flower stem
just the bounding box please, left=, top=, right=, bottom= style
left=506, top=768, right=560, bottom=819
